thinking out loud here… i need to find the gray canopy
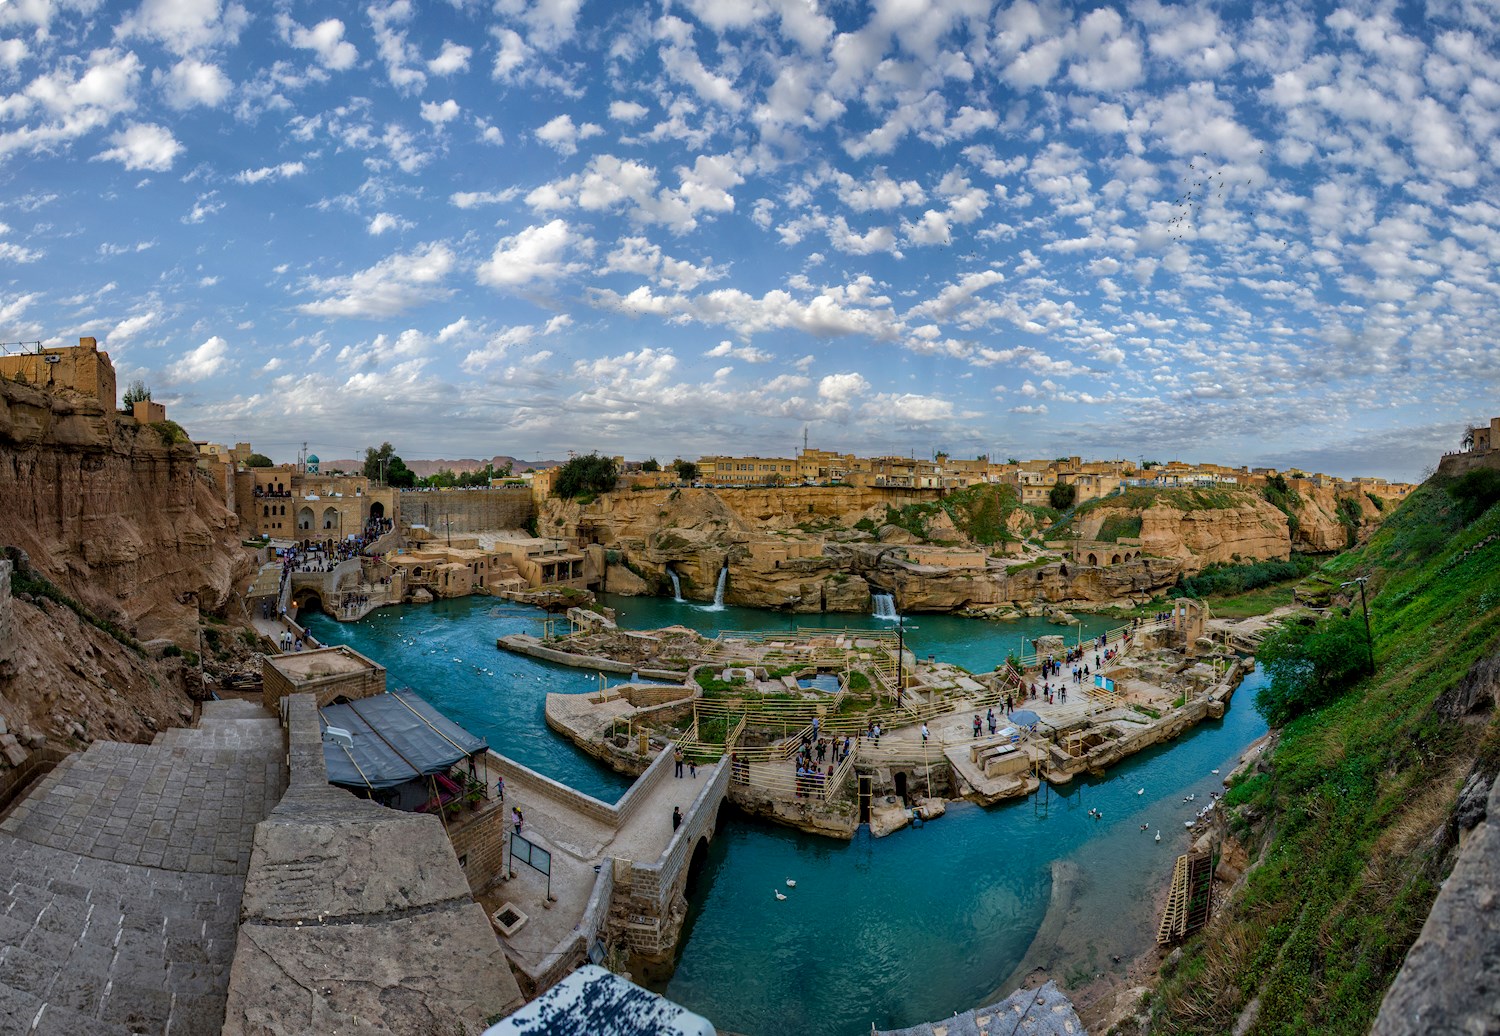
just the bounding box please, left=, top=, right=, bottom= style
left=320, top=689, right=488, bottom=791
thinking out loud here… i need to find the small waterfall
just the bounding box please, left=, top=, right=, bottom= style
left=872, top=592, right=899, bottom=621
left=668, top=568, right=684, bottom=602
left=705, top=564, right=728, bottom=611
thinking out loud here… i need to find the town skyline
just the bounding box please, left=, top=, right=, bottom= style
left=4, top=1, right=1495, bottom=484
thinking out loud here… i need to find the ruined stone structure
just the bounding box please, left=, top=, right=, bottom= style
left=261, top=645, right=385, bottom=711
left=0, top=336, right=117, bottom=407
left=233, top=466, right=395, bottom=541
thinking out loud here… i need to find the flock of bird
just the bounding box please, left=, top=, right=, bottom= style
left=1134, top=767, right=1224, bottom=842
left=1165, top=150, right=1289, bottom=249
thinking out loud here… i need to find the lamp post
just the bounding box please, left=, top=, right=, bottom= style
left=1340, top=577, right=1376, bottom=677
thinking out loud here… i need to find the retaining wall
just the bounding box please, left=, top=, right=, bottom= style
left=399, top=488, right=534, bottom=534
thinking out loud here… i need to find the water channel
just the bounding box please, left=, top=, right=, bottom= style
left=304, top=593, right=1268, bottom=1036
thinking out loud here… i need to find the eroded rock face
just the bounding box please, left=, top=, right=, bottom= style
left=0, top=379, right=247, bottom=644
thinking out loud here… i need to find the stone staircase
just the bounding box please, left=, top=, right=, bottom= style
left=0, top=699, right=286, bottom=1035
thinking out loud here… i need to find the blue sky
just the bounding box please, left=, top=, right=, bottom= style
left=1, top=0, right=1496, bottom=480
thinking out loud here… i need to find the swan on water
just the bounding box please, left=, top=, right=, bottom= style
left=1137, top=788, right=1145, bottom=795
left=1155, top=830, right=1162, bottom=842
left=1140, top=823, right=1149, bottom=831
left=775, top=890, right=787, bottom=901
left=1211, top=768, right=1220, bottom=775
left=786, top=879, right=797, bottom=888
left=1185, top=820, right=1195, bottom=828
left=1184, top=793, right=1195, bottom=802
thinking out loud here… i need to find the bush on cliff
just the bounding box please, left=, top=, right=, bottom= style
left=1252, top=613, right=1370, bottom=725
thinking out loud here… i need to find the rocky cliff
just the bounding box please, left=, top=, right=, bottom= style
left=0, top=377, right=245, bottom=643
left=0, top=377, right=253, bottom=770
left=547, top=482, right=1383, bottom=615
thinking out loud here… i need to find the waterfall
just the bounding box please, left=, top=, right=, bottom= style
left=705, top=564, right=728, bottom=611
left=668, top=568, right=684, bottom=602
left=872, top=592, right=899, bottom=621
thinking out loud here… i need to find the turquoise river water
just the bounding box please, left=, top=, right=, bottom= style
left=304, top=593, right=1268, bottom=1036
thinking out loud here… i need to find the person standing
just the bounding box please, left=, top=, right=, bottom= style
left=511, top=806, right=524, bottom=836
left=672, top=806, right=682, bottom=831
left=921, top=723, right=930, bottom=744
left=674, top=746, right=684, bottom=777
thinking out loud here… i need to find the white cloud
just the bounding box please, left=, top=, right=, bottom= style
left=706, top=340, right=772, bottom=363
left=118, top=0, right=248, bottom=56
left=234, top=162, right=306, bottom=184
left=158, top=59, right=231, bottom=110
left=427, top=41, right=472, bottom=75
left=108, top=311, right=159, bottom=345
left=535, top=113, right=603, bottom=154
left=368, top=212, right=411, bottom=235
left=450, top=189, right=518, bottom=209
left=95, top=123, right=182, bottom=172
left=299, top=242, right=456, bottom=318
left=477, top=219, right=589, bottom=289
left=610, top=100, right=649, bottom=122
left=281, top=16, right=358, bottom=71
left=420, top=98, right=460, bottom=125
left=178, top=335, right=230, bottom=381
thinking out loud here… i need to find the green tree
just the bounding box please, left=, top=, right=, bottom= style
left=553, top=452, right=619, bottom=498
left=1253, top=614, right=1370, bottom=726
left=1048, top=482, right=1077, bottom=510
left=123, top=379, right=151, bottom=406
left=674, top=459, right=699, bottom=482
left=385, top=456, right=417, bottom=488
left=363, top=442, right=396, bottom=482
left=1446, top=468, right=1500, bottom=524
left=641, top=457, right=660, bottom=472
left=425, top=468, right=458, bottom=488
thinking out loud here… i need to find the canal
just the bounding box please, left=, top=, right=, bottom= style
left=305, top=593, right=1267, bottom=1035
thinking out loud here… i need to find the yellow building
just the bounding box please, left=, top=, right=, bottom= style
left=232, top=459, right=396, bottom=541
left=0, top=337, right=117, bottom=407
left=698, top=454, right=799, bottom=485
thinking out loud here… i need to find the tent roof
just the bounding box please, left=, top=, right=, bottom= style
left=320, top=689, right=488, bottom=791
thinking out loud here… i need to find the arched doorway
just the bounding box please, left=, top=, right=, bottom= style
left=322, top=506, right=340, bottom=531
left=1087, top=553, right=1098, bottom=566
left=298, top=506, right=314, bottom=531
left=369, top=501, right=385, bottom=520
left=685, top=837, right=711, bottom=896
left=1111, top=553, right=1121, bottom=565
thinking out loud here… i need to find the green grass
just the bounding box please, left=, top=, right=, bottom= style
left=1148, top=475, right=1500, bottom=1035
left=1204, top=584, right=1298, bottom=619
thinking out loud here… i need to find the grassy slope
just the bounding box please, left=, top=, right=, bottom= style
left=1146, top=477, right=1500, bottom=1035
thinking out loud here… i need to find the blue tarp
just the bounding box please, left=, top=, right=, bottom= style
left=319, top=689, right=488, bottom=790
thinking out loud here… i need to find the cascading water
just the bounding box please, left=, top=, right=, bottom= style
left=704, top=564, right=728, bottom=611
left=872, top=592, right=899, bottom=621
left=668, top=568, right=684, bottom=602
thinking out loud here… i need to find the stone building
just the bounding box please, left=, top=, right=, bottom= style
left=233, top=462, right=396, bottom=541
left=0, top=336, right=117, bottom=407
left=261, top=644, right=386, bottom=711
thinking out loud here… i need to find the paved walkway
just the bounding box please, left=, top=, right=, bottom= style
left=0, top=700, right=287, bottom=1035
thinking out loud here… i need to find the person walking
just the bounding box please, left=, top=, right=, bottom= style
left=672, top=806, right=682, bottom=831
left=921, top=723, right=930, bottom=744
left=511, top=807, right=524, bottom=836
left=495, top=775, right=505, bottom=802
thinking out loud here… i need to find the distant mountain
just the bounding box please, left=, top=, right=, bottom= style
left=320, top=455, right=564, bottom=477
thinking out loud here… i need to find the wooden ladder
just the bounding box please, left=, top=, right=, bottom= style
left=1158, top=853, right=1191, bottom=944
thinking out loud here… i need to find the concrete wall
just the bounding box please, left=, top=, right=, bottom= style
left=399, top=487, right=534, bottom=534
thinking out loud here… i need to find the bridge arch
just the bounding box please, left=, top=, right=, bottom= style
left=291, top=587, right=326, bottom=616
left=1110, top=553, right=1122, bottom=565
left=1087, top=553, right=1098, bottom=566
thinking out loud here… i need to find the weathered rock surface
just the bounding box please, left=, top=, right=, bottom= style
left=1372, top=771, right=1500, bottom=1036
left=0, top=378, right=247, bottom=644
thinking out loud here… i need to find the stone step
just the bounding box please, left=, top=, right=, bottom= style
left=199, top=698, right=273, bottom=720
left=0, top=834, right=242, bottom=1036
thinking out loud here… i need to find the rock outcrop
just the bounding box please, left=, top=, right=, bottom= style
left=0, top=377, right=247, bottom=644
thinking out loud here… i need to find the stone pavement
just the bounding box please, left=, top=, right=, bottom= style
left=877, top=980, right=1086, bottom=1035
left=0, top=699, right=287, bottom=1036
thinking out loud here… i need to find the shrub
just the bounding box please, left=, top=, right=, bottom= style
left=1048, top=482, right=1077, bottom=510
left=1254, top=613, right=1371, bottom=725
left=553, top=453, right=618, bottom=499
left=1172, top=554, right=1317, bottom=599
left=1446, top=468, right=1500, bottom=524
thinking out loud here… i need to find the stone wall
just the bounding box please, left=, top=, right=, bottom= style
left=260, top=659, right=385, bottom=712
left=0, top=559, right=11, bottom=673
left=447, top=803, right=509, bottom=894
left=399, top=487, right=534, bottom=534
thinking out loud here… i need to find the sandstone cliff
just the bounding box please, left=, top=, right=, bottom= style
left=547, top=483, right=1359, bottom=615
left=0, top=377, right=245, bottom=643
left=0, top=378, right=254, bottom=771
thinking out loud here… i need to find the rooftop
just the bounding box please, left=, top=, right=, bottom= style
left=264, top=644, right=383, bottom=682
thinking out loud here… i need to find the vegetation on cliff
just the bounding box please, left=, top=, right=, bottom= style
left=880, top=483, right=1057, bottom=545
left=1145, top=475, right=1500, bottom=1035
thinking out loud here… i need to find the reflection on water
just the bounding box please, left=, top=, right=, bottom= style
left=304, top=591, right=1267, bottom=1036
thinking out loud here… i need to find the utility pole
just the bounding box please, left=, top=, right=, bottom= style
left=1341, top=577, right=1375, bottom=676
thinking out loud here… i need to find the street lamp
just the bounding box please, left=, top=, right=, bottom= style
left=1339, top=577, right=1376, bottom=677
